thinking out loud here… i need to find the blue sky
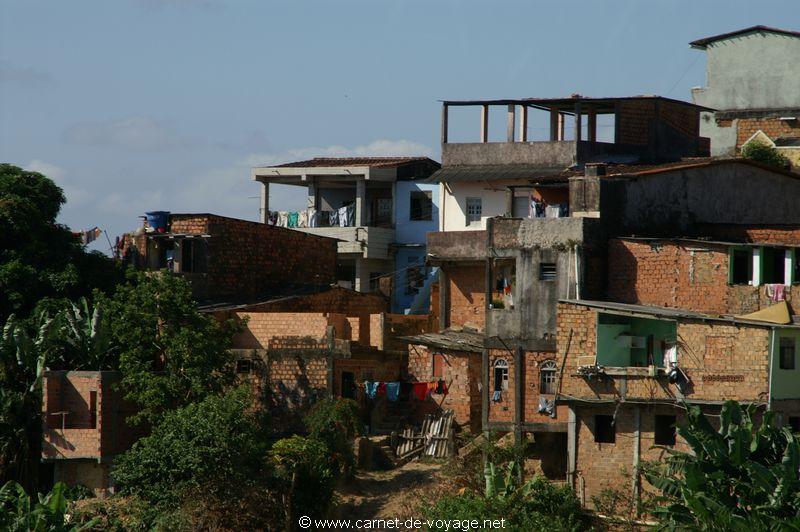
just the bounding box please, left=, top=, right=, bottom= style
left=1, top=0, right=798, bottom=252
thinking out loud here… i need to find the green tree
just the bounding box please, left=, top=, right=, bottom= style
left=741, top=141, right=790, bottom=169
left=111, top=387, right=266, bottom=507
left=303, top=397, right=361, bottom=475
left=55, top=296, right=114, bottom=370
left=0, top=163, right=123, bottom=322
left=644, top=401, right=800, bottom=530
left=0, top=481, right=97, bottom=531
left=107, top=273, right=237, bottom=425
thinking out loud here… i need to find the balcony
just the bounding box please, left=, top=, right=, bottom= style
left=296, top=226, right=395, bottom=260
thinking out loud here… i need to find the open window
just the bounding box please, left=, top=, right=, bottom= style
left=491, top=259, right=515, bottom=309
left=178, top=239, right=207, bottom=274
left=762, top=247, right=787, bottom=284
left=539, top=360, right=557, bottom=395
left=493, top=359, right=509, bottom=392
left=409, top=191, right=433, bottom=221
left=594, top=415, right=615, bottom=443
left=654, top=415, right=677, bottom=446
left=729, top=247, right=753, bottom=285
left=596, top=312, right=677, bottom=368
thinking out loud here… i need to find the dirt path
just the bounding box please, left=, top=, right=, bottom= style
left=335, top=461, right=445, bottom=520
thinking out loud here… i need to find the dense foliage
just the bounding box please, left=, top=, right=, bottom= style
left=0, top=163, right=123, bottom=322
left=304, top=397, right=362, bottom=475
left=644, top=401, right=800, bottom=530
left=0, top=481, right=96, bottom=531
left=107, top=273, right=237, bottom=425
left=112, top=387, right=266, bottom=507
left=741, top=140, right=790, bottom=169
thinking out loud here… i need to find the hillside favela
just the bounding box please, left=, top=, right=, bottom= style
left=1, top=3, right=800, bottom=531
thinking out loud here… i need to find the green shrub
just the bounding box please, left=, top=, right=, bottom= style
left=741, top=140, right=789, bottom=169
left=111, top=386, right=266, bottom=507
left=304, top=397, right=361, bottom=474
left=270, top=435, right=335, bottom=524
left=0, top=481, right=97, bottom=531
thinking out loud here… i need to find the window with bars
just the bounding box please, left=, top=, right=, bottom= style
left=539, top=360, right=557, bottom=394
left=466, top=197, right=482, bottom=226
left=493, top=359, right=509, bottom=392
left=539, top=262, right=557, bottom=281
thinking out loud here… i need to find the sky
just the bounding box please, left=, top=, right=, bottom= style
left=1, top=0, right=798, bottom=253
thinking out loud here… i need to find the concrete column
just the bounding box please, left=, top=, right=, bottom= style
left=506, top=104, right=516, bottom=142
left=632, top=406, right=641, bottom=512
left=354, top=258, right=369, bottom=292
left=307, top=180, right=318, bottom=210
left=557, top=113, right=565, bottom=141
left=574, top=102, right=583, bottom=142
left=514, top=345, right=524, bottom=445
left=438, top=267, right=449, bottom=331
left=390, top=182, right=397, bottom=227
left=519, top=106, right=528, bottom=142
left=549, top=109, right=559, bottom=141
left=567, top=405, right=577, bottom=489
left=259, top=181, right=269, bottom=223
left=588, top=109, right=597, bottom=143
left=504, top=188, right=514, bottom=217
left=441, top=104, right=449, bottom=144
left=355, top=179, right=366, bottom=227
left=786, top=249, right=794, bottom=285
left=753, top=247, right=762, bottom=286
left=480, top=105, right=489, bottom=143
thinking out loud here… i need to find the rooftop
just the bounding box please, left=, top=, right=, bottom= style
left=271, top=156, right=438, bottom=169
left=690, top=25, right=800, bottom=49
left=398, top=327, right=485, bottom=353
left=442, top=95, right=713, bottom=113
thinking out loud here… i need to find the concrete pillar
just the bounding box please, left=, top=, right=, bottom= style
left=549, top=109, right=559, bottom=141
left=588, top=109, right=597, bottom=143
left=354, top=258, right=369, bottom=292
left=259, top=181, right=269, bottom=223
left=307, top=180, right=318, bottom=210
left=439, top=267, right=449, bottom=331
left=557, top=113, right=565, bottom=141
left=753, top=247, right=762, bottom=286
left=441, top=104, right=449, bottom=144
left=480, top=105, right=489, bottom=143
left=519, top=106, right=528, bottom=142
left=574, top=102, right=583, bottom=142
left=507, top=104, right=515, bottom=142
left=567, top=405, right=577, bottom=489
left=355, top=179, right=366, bottom=227
left=632, top=406, right=641, bottom=512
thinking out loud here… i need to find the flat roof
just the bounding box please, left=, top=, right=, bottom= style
left=398, top=328, right=485, bottom=353
left=441, top=95, right=714, bottom=113
left=690, top=25, right=800, bottom=49
left=560, top=299, right=800, bottom=330
left=616, top=236, right=794, bottom=249
left=270, top=157, right=438, bottom=169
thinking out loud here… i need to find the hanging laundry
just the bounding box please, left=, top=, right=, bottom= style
left=328, top=210, right=339, bottom=227
left=277, top=211, right=289, bottom=227
left=559, top=203, right=569, bottom=217
left=426, top=381, right=437, bottom=398
left=545, top=204, right=562, bottom=218
left=298, top=210, right=308, bottom=228
left=338, top=206, right=349, bottom=227
left=377, top=381, right=387, bottom=396
left=268, top=211, right=278, bottom=225
left=385, top=382, right=400, bottom=402
left=531, top=197, right=545, bottom=218
left=364, top=381, right=379, bottom=399
left=435, top=379, right=448, bottom=395
left=411, top=382, right=428, bottom=401
left=287, top=212, right=299, bottom=228
left=307, top=208, right=317, bottom=228
left=492, top=390, right=502, bottom=402
left=346, top=204, right=356, bottom=226
left=537, top=396, right=555, bottom=416
left=766, top=284, right=787, bottom=302
left=80, top=227, right=103, bottom=245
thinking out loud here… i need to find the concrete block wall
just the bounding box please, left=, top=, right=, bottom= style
left=407, top=345, right=481, bottom=431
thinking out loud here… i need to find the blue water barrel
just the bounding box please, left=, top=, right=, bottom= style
left=145, top=211, right=170, bottom=232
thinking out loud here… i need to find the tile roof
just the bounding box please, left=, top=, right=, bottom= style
left=272, top=157, right=437, bottom=169
left=690, top=25, right=800, bottom=49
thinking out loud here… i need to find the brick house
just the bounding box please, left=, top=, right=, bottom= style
left=41, top=371, right=145, bottom=497
left=556, top=299, right=800, bottom=506
left=125, top=213, right=339, bottom=303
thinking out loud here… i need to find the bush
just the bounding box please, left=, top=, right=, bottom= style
left=741, top=140, right=789, bottom=169
left=0, top=480, right=97, bottom=531
left=270, top=435, right=336, bottom=525
left=111, top=386, right=266, bottom=508
left=304, top=397, right=361, bottom=474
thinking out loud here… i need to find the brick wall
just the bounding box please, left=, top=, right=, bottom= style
left=660, top=100, right=700, bottom=139
left=608, top=238, right=799, bottom=315
left=616, top=100, right=658, bottom=146
left=265, top=352, right=330, bottom=430
left=333, top=358, right=403, bottom=398
left=557, top=303, right=772, bottom=403
left=232, top=312, right=335, bottom=349
left=407, top=345, right=481, bottom=432
left=694, top=224, right=800, bottom=247
left=736, top=117, right=800, bottom=148
left=240, top=286, right=387, bottom=315
left=487, top=349, right=568, bottom=425
left=53, top=461, right=114, bottom=498
left=446, top=264, right=486, bottom=330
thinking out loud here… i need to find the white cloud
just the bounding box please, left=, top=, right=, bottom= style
left=241, top=139, right=434, bottom=167
left=26, top=159, right=92, bottom=208
left=63, top=116, right=195, bottom=151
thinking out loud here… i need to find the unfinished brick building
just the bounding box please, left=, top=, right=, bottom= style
left=41, top=371, right=145, bottom=496
left=126, top=213, right=338, bottom=303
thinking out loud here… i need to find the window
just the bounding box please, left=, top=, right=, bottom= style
left=762, top=247, right=786, bottom=284
left=539, top=263, right=557, bottom=281
left=539, top=360, right=557, bottom=395
left=409, top=191, right=433, bottom=221
left=492, top=259, right=515, bottom=309
left=369, top=272, right=384, bottom=293
left=780, top=337, right=796, bottom=370
left=180, top=239, right=207, bottom=273
left=654, top=415, right=677, bottom=446
left=594, top=415, right=615, bottom=443
left=236, top=359, right=252, bottom=374
left=730, top=248, right=752, bottom=285
left=466, top=197, right=482, bottom=226
left=493, top=359, right=509, bottom=392
left=433, top=353, right=445, bottom=379
left=789, top=416, right=800, bottom=433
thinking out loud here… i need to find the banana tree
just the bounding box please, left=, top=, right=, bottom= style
left=57, top=297, right=111, bottom=370
left=0, top=481, right=97, bottom=531
left=644, top=400, right=800, bottom=530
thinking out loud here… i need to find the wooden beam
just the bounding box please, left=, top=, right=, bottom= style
left=480, top=104, right=489, bottom=143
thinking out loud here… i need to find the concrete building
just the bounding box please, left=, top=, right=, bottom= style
left=690, top=25, right=800, bottom=158
left=251, top=157, right=441, bottom=313
left=433, top=95, right=711, bottom=232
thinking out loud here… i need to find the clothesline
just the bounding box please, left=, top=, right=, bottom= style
left=265, top=205, right=356, bottom=228
left=364, top=380, right=448, bottom=402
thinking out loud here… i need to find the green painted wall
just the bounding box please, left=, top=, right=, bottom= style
left=596, top=313, right=677, bottom=367
left=771, top=329, right=800, bottom=400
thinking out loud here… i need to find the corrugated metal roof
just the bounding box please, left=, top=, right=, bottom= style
left=272, top=157, right=437, bottom=169
left=442, top=95, right=713, bottom=112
